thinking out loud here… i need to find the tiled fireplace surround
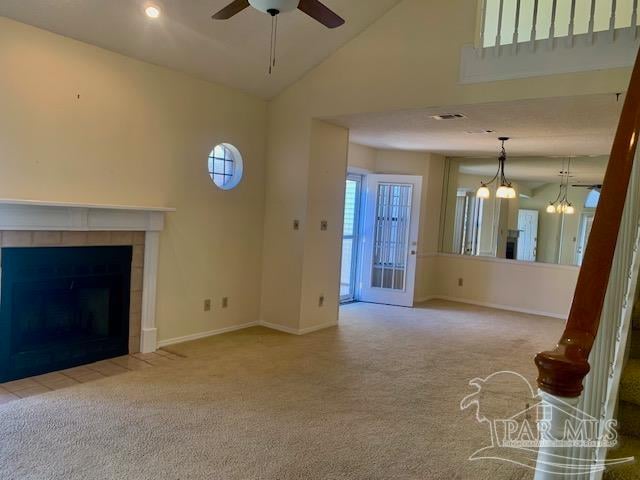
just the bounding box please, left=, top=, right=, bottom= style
left=0, top=230, right=146, bottom=353
left=0, top=200, right=173, bottom=355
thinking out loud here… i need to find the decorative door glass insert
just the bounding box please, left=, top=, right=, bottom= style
left=371, top=183, right=413, bottom=290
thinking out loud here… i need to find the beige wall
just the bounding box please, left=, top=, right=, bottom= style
left=347, top=143, right=377, bottom=171
left=260, top=0, right=629, bottom=332
left=299, top=121, right=350, bottom=330
left=0, top=17, right=268, bottom=343
left=431, top=254, right=578, bottom=318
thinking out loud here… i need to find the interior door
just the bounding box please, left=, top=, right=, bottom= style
left=359, top=175, right=422, bottom=307
left=517, top=209, right=539, bottom=262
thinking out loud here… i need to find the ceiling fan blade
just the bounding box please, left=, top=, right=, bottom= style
left=297, top=0, right=345, bottom=28
left=212, top=0, right=250, bottom=19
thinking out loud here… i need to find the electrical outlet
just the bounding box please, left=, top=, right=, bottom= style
left=458, top=278, right=464, bottom=287
left=222, top=297, right=229, bottom=309
left=204, top=299, right=211, bottom=311
left=320, top=220, right=328, bottom=231
left=293, top=220, right=300, bottom=230
left=318, top=295, right=325, bottom=307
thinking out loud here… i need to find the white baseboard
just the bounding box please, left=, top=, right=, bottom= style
left=157, top=321, right=259, bottom=347
left=157, top=319, right=339, bottom=348
left=260, top=320, right=338, bottom=335
left=259, top=321, right=299, bottom=335
left=413, top=296, right=436, bottom=304
left=426, top=295, right=567, bottom=320
left=298, top=321, right=338, bottom=335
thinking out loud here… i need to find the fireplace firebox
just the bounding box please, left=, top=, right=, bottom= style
left=0, top=246, right=132, bottom=382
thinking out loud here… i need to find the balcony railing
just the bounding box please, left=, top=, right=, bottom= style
left=480, top=0, right=639, bottom=49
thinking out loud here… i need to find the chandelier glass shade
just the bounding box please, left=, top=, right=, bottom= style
left=476, top=137, right=516, bottom=200
left=547, top=158, right=575, bottom=215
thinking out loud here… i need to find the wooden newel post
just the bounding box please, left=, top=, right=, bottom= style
left=535, top=336, right=592, bottom=398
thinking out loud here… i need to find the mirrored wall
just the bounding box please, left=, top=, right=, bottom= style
left=439, top=155, right=608, bottom=266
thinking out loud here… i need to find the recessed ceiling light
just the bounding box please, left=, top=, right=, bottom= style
left=145, top=5, right=161, bottom=18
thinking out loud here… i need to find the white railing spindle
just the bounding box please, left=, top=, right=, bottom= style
left=549, top=0, right=558, bottom=48
left=513, top=0, right=522, bottom=52
left=478, top=0, right=487, bottom=53
left=568, top=0, right=577, bottom=46
left=589, top=0, right=597, bottom=43
left=531, top=0, right=539, bottom=50
left=477, top=0, right=638, bottom=53
left=495, top=0, right=504, bottom=53
left=610, top=0, right=618, bottom=41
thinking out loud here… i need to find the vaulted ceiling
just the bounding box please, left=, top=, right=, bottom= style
left=0, top=0, right=402, bottom=99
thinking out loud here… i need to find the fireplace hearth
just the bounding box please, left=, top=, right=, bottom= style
left=0, top=246, right=132, bottom=382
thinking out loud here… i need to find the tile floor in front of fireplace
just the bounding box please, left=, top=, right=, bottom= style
left=0, top=349, right=184, bottom=405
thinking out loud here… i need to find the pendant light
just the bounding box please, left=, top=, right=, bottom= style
left=547, top=158, right=575, bottom=215
left=476, top=137, right=516, bottom=199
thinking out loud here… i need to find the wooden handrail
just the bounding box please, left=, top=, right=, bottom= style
left=535, top=48, right=640, bottom=398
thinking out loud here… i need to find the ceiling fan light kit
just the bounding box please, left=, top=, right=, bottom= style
left=249, top=0, right=299, bottom=15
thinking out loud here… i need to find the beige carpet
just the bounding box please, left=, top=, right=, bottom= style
left=0, top=300, right=563, bottom=480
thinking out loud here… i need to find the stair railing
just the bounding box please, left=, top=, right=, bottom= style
left=534, top=47, right=640, bottom=479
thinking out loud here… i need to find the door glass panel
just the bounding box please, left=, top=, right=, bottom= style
left=371, top=183, right=413, bottom=291
left=340, top=176, right=362, bottom=302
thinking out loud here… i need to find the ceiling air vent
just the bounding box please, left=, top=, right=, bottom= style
left=431, top=113, right=467, bottom=120
left=465, top=129, right=495, bottom=134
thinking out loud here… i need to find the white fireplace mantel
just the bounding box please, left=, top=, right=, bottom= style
left=0, top=199, right=175, bottom=353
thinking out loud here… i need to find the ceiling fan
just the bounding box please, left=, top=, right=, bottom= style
left=212, top=0, right=345, bottom=28
left=212, top=0, right=345, bottom=74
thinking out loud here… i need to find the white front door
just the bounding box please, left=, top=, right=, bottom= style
left=517, top=209, right=539, bottom=262
left=359, top=175, right=422, bottom=307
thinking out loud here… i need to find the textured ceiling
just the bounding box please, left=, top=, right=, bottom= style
left=0, top=0, right=402, bottom=99
left=330, top=94, right=623, bottom=158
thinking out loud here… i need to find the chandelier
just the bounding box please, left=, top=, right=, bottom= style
left=476, top=137, right=516, bottom=200
left=546, top=158, right=575, bottom=215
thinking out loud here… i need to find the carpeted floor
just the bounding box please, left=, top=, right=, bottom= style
left=0, top=300, right=563, bottom=480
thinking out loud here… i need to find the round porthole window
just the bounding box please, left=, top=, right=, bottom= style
left=208, top=143, right=243, bottom=190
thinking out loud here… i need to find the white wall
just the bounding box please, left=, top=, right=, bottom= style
left=0, top=17, right=268, bottom=343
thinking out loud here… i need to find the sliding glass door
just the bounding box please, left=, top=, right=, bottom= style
left=340, top=174, right=362, bottom=303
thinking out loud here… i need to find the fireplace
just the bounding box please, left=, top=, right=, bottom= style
left=0, top=246, right=132, bottom=382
